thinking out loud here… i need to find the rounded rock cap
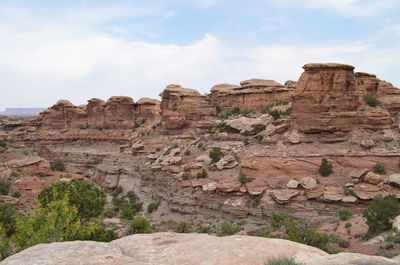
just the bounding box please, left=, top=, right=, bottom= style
left=303, top=63, right=355, bottom=71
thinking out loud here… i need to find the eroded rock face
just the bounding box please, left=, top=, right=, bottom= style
left=160, top=84, right=214, bottom=134
left=40, top=96, right=160, bottom=131
left=3, top=233, right=398, bottom=265
left=210, top=79, right=294, bottom=112
left=291, top=63, right=394, bottom=133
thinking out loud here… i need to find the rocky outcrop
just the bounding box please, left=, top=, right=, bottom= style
left=40, top=96, right=160, bottom=131
left=210, top=79, right=294, bottom=112
left=160, top=84, right=214, bottom=134
left=2, top=233, right=398, bottom=265
left=291, top=63, right=395, bottom=133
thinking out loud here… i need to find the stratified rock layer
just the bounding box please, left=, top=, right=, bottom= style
left=291, top=63, right=394, bottom=133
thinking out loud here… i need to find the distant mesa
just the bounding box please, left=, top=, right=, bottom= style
left=0, top=108, right=46, bottom=116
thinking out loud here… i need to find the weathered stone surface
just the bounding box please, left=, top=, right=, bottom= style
left=291, top=63, right=394, bottom=133
left=349, top=168, right=369, bottom=183
left=393, top=215, right=400, bottom=231
left=287, top=179, right=300, bottom=189
left=323, top=186, right=343, bottom=202
left=210, top=79, right=294, bottom=112
left=304, top=252, right=399, bottom=265
left=0, top=241, right=144, bottom=265
left=271, top=189, right=300, bottom=204
left=299, top=177, right=317, bottom=190
left=111, top=233, right=326, bottom=265
left=216, top=155, right=238, bottom=170
left=364, top=172, right=384, bottom=185
left=224, top=115, right=272, bottom=134
left=387, top=174, right=400, bottom=188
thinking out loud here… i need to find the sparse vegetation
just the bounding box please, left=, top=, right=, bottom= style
left=181, top=172, right=190, bottom=180
left=184, top=150, right=191, bottom=156
left=364, top=94, right=380, bottom=107
left=196, top=169, right=208, bottom=179
left=238, top=172, right=254, bottom=185
left=318, top=158, right=333, bottom=177
left=147, top=201, right=160, bottom=214
left=50, top=159, right=66, bottom=172
left=363, top=195, right=400, bottom=237
left=338, top=208, right=353, bottom=221
left=209, top=147, right=224, bottom=163
left=131, top=216, right=152, bottom=234
left=112, top=185, right=123, bottom=197
left=217, top=220, right=241, bottom=236
left=0, top=180, right=10, bottom=195
left=0, top=140, right=6, bottom=148
left=174, top=221, right=192, bottom=233
left=372, top=163, right=387, bottom=175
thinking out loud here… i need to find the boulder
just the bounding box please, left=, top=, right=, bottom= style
left=360, top=139, right=375, bottom=149
left=364, top=172, right=384, bottom=185
left=348, top=168, right=369, bottom=183
left=216, top=155, right=238, bottom=170
left=271, top=189, right=300, bottom=204
left=287, top=179, right=300, bottom=189
left=299, top=177, right=317, bottom=190
left=387, top=174, right=400, bottom=188
left=393, top=215, right=400, bottom=231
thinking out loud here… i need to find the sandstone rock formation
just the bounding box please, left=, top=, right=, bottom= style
left=291, top=63, right=395, bottom=133
left=210, top=79, right=294, bottom=112
left=2, top=233, right=399, bottom=265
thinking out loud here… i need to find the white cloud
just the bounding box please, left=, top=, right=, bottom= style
left=0, top=4, right=399, bottom=110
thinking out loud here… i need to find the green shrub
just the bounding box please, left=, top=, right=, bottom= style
left=364, top=94, right=380, bottom=107
left=174, top=221, right=192, bottom=233
left=147, top=201, right=160, bottom=214
left=184, top=150, right=191, bottom=156
left=372, top=163, right=387, bottom=175
left=319, top=158, right=333, bottom=177
left=0, top=140, right=7, bottom=148
left=0, top=180, right=10, bottom=195
left=363, top=195, right=400, bottom=237
left=196, top=225, right=211, bottom=234
left=118, top=191, right=143, bottom=220
left=181, top=172, right=190, bottom=180
left=0, top=203, right=17, bottom=237
left=238, top=172, right=254, bottom=185
left=37, top=180, right=106, bottom=219
left=131, top=216, right=151, bottom=234
left=243, top=138, right=250, bottom=145
left=197, top=169, right=208, bottom=179
left=209, top=147, right=224, bottom=163
left=208, top=165, right=218, bottom=171
left=9, top=171, right=20, bottom=178
left=217, top=220, right=241, bottom=236
left=265, top=257, right=302, bottom=265
left=338, top=240, right=350, bottom=248
left=345, top=222, right=352, bottom=228
left=12, top=192, right=21, bottom=198
left=338, top=208, right=353, bottom=221
left=112, top=186, right=123, bottom=197
left=50, top=159, right=66, bottom=172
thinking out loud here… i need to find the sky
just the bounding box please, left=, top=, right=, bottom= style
left=0, top=0, right=399, bottom=110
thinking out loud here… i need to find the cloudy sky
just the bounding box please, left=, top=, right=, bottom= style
left=0, top=0, right=399, bottom=110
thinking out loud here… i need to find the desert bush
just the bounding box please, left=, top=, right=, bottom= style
left=338, top=240, right=350, bottom=248
left=372, top=163, right=387, bottom=175
left=0, top=140, right=6, bottom=148
left=0, top=203, right=17, bottom=237
left=196, top=169, right=208, bottom=179
left=318, top=158, right=333, bottom=177
left=112, top=185, right=123, bottom=197
left=174, top=221, right=192, bottom=233
left=181, top=172, right=190, bottom=180
left=265, top=257, right=302, bottom=265
left=50, top=159, right=66, bottom=172
left=118, top=191, right=143, bottom=220
left=364, top=94, right=379, bottom=107
left=0, top=180, right=10, bottom=195
left=209, top=147, right=224, bottom=163
left=131, top=216, right=151, bottom=234
left=238, top=172, right=254, bottom=185
left=338, top=208, right=353, bottom=221
left=147, top=201, right=160, bottom=214
left=38, top=180, right=106, bottom=219
left=217, top=220, right=241, bottom=236
left=363, top=195, right=400, bottom=237
left=184, top=150, right=191, bottom=156
left=9, top=171, right=20, bottom=178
